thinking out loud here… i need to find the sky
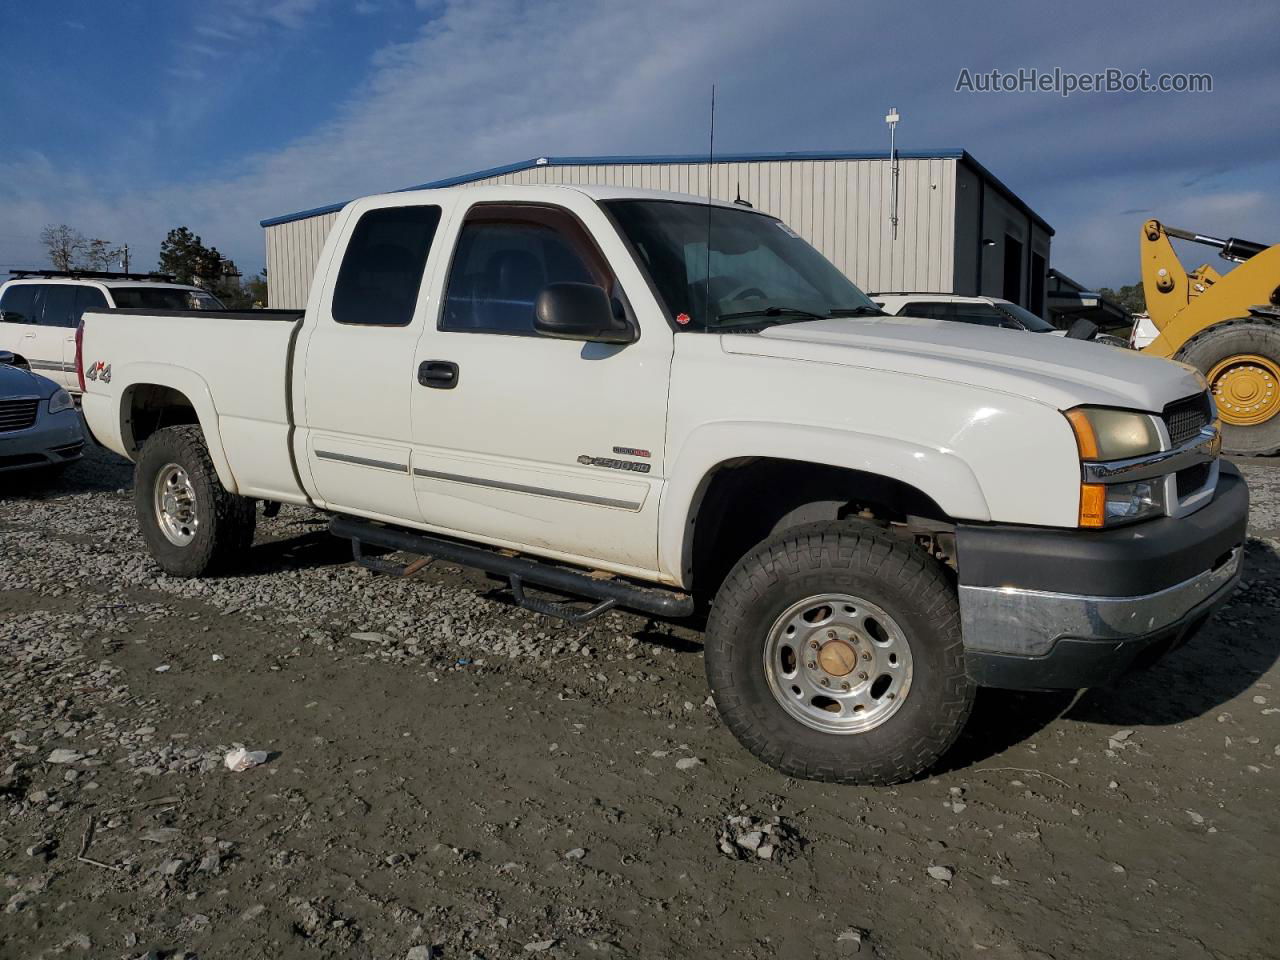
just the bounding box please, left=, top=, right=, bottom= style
left=1, top=0, right=1276, bottom=289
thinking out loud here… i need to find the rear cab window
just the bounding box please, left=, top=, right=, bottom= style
left=331, top=205, right=443, bottom=326
left=38, top=285, right=79, bottom=328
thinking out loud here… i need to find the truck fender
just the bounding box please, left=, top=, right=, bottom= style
left=658, top=420, right=992, bottom=583
left=116, top=362, right=239, bottom=494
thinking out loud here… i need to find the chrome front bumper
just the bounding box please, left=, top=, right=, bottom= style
left=958, top=545, right=1242, bottom=658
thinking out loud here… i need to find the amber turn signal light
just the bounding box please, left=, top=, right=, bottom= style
left=1065, top=409, right=1100, bottom=460
left=1079, top=483, right=1106, bottom=528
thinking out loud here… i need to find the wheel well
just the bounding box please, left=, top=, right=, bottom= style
left=9, top=353, right=30, bottom=371
left=688, top=458, right=954, bottom=601
left=123, top=384, right=200, bottom=453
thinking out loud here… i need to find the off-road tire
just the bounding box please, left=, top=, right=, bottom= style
left=705, top=520, right=974, bottom=785
left=1176, top=318, right=1280, bottom=456
left=134, top=425, right=256, bottom=577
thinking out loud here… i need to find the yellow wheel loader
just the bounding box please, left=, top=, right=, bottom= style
left=1140, top=219, right=1280, bottom=455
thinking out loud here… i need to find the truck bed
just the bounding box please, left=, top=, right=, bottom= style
left=80, top=309, right=307, bottom=504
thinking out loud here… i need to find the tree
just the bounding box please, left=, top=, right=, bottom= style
left=158, top=227, right=226, bottom=287
left=82, top=238, right=120, bottom=271
left=1099, top=282, right=1147, bottom=316
left=41, top=224, right=87, bottom=271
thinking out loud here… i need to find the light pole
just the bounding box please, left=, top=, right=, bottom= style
left=885, top=107, right=901, bottom=241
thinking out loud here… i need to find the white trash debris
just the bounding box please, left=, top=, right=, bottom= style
left=211, top=654, right=225, bottom=662
left=224, top=747, right=269, bottom=772
left=154, top=664, right=171, bottom=673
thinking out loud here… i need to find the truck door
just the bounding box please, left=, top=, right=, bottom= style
left=408, top=200, right=672, bottom=574
left=294, top=202, right=446, bottom=521
left=30, top=284, right=80, bottom=386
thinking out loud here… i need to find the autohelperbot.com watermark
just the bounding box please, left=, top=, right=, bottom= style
left=955, top=67, right=1212, bottom=97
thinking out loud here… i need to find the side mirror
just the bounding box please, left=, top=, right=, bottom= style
left=534, top=282, right=635, bottom=344
left=0, top=351, right=14, bottom=365
left=1066, top=317, right=1099, bottom=341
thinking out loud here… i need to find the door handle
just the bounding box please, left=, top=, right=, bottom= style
left=418, top=360, right=459, bottom=389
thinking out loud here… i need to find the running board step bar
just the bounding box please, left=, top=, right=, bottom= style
left=330, top=515, right=694, bottom=623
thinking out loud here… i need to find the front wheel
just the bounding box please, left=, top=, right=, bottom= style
left=704, top=521, right=974, bottom=785
left=134, top=425, right=256, bottom=577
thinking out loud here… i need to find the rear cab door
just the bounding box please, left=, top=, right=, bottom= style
left=292, top=196, right=455, bottom=522
left=28, top=284, right=77, bottom=385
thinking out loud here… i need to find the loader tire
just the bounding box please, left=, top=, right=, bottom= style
left=1176, top=318, right=1280, bottom=456
left=704, top=520, right=974, bottom=785
left=135, top=425, right=256, bottom=577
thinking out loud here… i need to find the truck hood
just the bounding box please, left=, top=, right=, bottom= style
left=721, top=316, right=1204, bottom=412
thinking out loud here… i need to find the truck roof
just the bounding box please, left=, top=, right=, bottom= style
left=361, top=182, right=759, bottom=213
left=1, top=276, right=205, bottom=291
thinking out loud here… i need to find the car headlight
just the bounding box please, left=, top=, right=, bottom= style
left=47, top=389, right=75, bottom=414
left=1065, top=407, right=1167, bottom=528
left=1079, top=478, right=1166, bottom=528
left=1064, top=407, right=1161, bottom=460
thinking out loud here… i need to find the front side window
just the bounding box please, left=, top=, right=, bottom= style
left=604, top=199, right=881, bottom=329
left=441, top=205, right=613, bottom=335
left=0, top=284, right=38, bottom=323
left=108, top=287, right=224, bottom=311
left=332, top=204, right=442, bottom=326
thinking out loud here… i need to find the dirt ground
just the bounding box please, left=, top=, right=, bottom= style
left=2, top=442, right=1278, bottom=960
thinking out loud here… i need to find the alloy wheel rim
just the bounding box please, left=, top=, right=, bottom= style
left=762, top=592, right=914, bottom=734
left=154, top=463, right=199, bottom=546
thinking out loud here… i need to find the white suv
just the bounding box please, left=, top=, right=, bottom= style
left=0, top=272, right=224, bottom=392
left=872, top=292, right=1066, bottom=336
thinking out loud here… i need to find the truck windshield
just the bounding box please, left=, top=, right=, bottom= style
left=108, top=287, right=225, bottom=311
left=603, top=200, right=881, bottom=329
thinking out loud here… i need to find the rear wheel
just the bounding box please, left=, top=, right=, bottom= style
left=1176, top=319, right=1280, bottom=455
left=704, top=520, right=974, bottom=785
left=134, top=425, right=255, bottom=577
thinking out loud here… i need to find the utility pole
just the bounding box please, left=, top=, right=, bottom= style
left=119, top=243, right=130, bottom=273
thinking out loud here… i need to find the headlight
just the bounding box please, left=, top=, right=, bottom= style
left=1064, top=407, right=1161, bottom=460
left=1079, top=479, right=1166, bottom=528
left=47, top=389, right=75, bottom=414
left=1065, top=406, right=1167, bottom=528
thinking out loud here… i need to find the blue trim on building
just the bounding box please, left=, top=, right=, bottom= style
left=260, top=148, right=1050, bottom=234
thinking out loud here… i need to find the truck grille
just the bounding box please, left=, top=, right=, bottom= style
left=1163, top=392, right=1212, bottom=447
left=1176, top=461, right=1212, bottom=499
left=0, top=397, right=39, bottom=433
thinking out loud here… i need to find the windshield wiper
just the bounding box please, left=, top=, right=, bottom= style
left=714, top=305, right=831, bottom=324
left=828, top=306, right=887, bottom=317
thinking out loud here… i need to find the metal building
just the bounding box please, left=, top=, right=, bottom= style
left=261, top=149, right=1053, bottom=314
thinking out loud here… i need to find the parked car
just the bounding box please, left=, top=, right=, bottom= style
left=79, top=184, right=1245, bottom=785
left=0, top=271, right=224, bottom=392
left=872, top=292, right=1065, bottom=333
left=0, top=350, right=83, bottom=476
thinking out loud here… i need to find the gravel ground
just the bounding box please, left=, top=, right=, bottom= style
left=1, top=443, right=1278, bottom=959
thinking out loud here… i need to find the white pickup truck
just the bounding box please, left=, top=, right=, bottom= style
left=79, top=184, right=1247, bottom=784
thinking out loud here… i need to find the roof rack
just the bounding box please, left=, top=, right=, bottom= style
left=8, top=268, right=178, bottom=282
